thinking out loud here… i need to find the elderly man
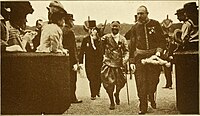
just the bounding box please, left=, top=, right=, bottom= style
left=101, top=21, right=129, bottom=110
left=129, top=6, right=166, bottom=114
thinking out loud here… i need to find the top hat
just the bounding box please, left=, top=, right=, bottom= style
left=175, top=8, right=185, bottom=15
left=184, top=2, right=198, bottom=12
left=84, top=20, right=96, bottom=29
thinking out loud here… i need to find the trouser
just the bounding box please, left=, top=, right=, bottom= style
left=164, top=65, right=172, bottom=87
left=86, top=64, right=102, bottom=97
left=135, top=63, right=161, bottom=112
left=101, top=64, right=126, bottom=93
left=70, top=68, right=77, bottom=101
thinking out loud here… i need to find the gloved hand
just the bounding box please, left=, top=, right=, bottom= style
left=130, top=64, right=136, bottom=74
left=62, top=49, right=69, bottom=56
left=22, top=31, right=37, bottom=42
left=73, top=64, right=79, bottom=71
left=155, top=51, right=161, bottom=57
left=73, top=63, right=83, bottom=71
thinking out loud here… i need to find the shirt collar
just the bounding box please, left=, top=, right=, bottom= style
left=111, top=33, right=120, bottom=38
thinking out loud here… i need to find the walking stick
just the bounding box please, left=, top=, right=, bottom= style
left=126, top=74, right=130, bottom=105
left=123, top=67, right=130, bottom=105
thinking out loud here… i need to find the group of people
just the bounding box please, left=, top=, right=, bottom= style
left=1, top=1, right=198, bottom=115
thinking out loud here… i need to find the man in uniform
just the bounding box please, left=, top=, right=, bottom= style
left=129, top=5, right=166, bottom=114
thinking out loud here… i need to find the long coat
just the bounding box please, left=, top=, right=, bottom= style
left=78, top=35, right=103, bottom=97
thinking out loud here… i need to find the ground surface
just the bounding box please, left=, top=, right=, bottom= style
left=64, top=69, right=179, bottom=115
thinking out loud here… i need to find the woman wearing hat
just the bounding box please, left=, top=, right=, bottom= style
left=36, top=1, right=68, bottom=54
left=1, top=1, right=36, bottom=52
left=101, top=21, right=129, bottom=110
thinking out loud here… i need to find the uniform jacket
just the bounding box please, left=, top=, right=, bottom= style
left=129, top=19, right=166, bottom=64
left=102, top=33, right=129, bottom=68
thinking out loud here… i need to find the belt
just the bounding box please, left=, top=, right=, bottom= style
left=135, top=48, right=156, bottom=55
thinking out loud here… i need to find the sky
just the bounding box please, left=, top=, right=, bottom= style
left=26, top=1, right=198, bottom=26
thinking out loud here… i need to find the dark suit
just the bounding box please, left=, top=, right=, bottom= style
left=79, top=36, right=103, bottom=97
left=62, top=26, right=78, bottom=102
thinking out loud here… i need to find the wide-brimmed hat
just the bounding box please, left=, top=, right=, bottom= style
left=110, top=21, right=120, bottom=28
left=47, top=1, right=67, bottom=14
left=175, top=8, right=185, bottom=15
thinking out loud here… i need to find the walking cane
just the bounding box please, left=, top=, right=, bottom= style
left=123, top=67, right=130, bottom=105
left=126, top=73, right=130, bottom=105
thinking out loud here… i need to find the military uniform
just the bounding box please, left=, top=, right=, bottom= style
left=129, top=19, right=166, bottom=113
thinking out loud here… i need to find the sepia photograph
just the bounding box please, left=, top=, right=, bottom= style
left=1, top=0, right=199, bottom=115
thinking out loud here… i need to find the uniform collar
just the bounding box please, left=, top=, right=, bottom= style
left=137, top=18, right=150, bottom=25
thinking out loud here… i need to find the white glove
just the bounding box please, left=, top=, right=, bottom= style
left=155, top=52, right=161, bottom=57
left=22, top=31, right=37, bottom=42
left=169, top=56, right=173, bottom=60
left=130, top=64, right=136, bottom=73
left=73, top=64, right=78, bottom=71
left=73, top=64, right=83, bottom=72
left=78, top=64, right=84, bottom=69
left=62, top=49, right=69, bottom=56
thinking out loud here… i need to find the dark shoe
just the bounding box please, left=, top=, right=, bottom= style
left=169, top=87, right=172, bottom=89
left=138, top=111, right=146, bottom=115
left=114, top=93, right=120, bottom=105
left=109, top=104, right=115, bottom=110
left=97, top=94, right=100, bottom=97
left=151, top=102, right=156, bottom=109
left=91, top=97, right=96, bottom=100
left=71, top=99, right=82, bottom=103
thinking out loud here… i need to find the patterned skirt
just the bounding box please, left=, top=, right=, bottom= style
left=101, top=64, right=126, bottom=91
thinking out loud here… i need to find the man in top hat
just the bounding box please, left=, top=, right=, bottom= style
left=129, top=5, right=166, bottom=114
left=79, top=20, right=103, bottom=100
left=62, top=14, right=82, bottom=103
left=101, top=21, right=129, bottom=110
